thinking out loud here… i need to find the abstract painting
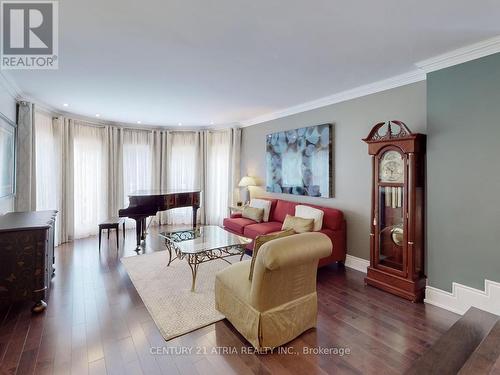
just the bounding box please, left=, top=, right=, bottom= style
left=266, top=124, right=334, bottom=198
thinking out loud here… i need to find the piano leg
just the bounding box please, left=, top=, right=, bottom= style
left=135, top=218, right=143, bottom=251
left=192, top=205, right=199, bottom=228
left=141, top=218, right=147, bottom=240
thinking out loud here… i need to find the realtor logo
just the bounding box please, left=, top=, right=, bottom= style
left=1, top=1, right=58, bottom=69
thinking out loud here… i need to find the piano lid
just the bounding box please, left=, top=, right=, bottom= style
left=128, top=189, right=201, bottom=197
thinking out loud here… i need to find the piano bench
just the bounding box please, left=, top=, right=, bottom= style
left=98, top=218, right=125, bottom=251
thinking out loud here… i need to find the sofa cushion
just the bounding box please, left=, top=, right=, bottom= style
left=243, top=221, right=283, bottom=239
left=315, top=206, right=343, bottom=230
left=216, top=260, right=252, bottom=304
left=223, top=217, right=257, bottom=235
left=271, top=200, right=296, bottom=223
left=281, top=214, right=314, bottom=233
left=249, top=199, right=272, bottom=222
left=242, top=206, right=264, bottom=223
left=295, top=205, right=324, bottom=231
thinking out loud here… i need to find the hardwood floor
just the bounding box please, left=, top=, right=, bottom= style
left=0, top=225, right=459, bottom=375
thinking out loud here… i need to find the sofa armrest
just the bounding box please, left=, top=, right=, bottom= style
left=258, top=232, right=332, bottom=270
left=316, top=219, right=347, bottom=266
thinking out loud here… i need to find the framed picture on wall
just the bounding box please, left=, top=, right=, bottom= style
left=0, top=113, right=16, bottom=199
left=266, top=123, right=334, bottom=198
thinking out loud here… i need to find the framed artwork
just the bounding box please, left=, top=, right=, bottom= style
left=0, top=113, right=16, bottom=199
left=266, top=123, right=334, bottom=198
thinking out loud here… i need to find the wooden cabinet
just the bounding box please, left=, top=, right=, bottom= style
left=0, top=210, right=57, bottom=312
left=363, top=121, right=426, bottom=302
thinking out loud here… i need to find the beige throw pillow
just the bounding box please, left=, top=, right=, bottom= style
left=242, top=206, right=264, bottom=223
left=281, top=214, right=314, bottom=233
left=295, top=205, right=324, bottom=231
left=249, top=198, right=272, bottom=222
left=249, top=229, right=295, bottom=281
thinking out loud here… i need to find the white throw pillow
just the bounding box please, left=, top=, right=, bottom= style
left=249, top=199, right=272, bottom=222
left=295, top=205, right=324, bottom=231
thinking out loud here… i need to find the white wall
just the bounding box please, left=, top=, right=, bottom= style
left=241, top=82, right=426, bottom=260
left=0, top=79, right=17, bottom=214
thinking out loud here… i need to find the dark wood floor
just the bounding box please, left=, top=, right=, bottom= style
left=0, top=225, right=459, bottom=375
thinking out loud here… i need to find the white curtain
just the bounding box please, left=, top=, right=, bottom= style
left=151, top=130, right=168, bottom=224
left=35, top=111, right=62, bottom=244
left=73, top=123, right=107, bottom=239
left=204, top=129, right=240, bottom=225
left=122, top=129, right=153, bottom=204
left=15, top=102, right=37, bottom=212
left=165, top=131, right=200, bottom=225
left=59, top=118, right=74, bottom=242
left=106, top=127, right=123, bottom=218
left=35, top=111, right=59, bottom=211
left=32, top=119, right=241, bottom=243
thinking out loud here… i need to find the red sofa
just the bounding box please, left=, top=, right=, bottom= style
left=223, top=198, right=346, bottom=267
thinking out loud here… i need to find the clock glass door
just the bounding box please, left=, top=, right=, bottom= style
left=377, top=150, right=405, bottom=272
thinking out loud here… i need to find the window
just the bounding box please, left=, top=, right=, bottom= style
left=205, top=131, right=231, bottom=225
left=123, top=130, right=152, bottom=204
left=166, top=132, right=198, bottom=224
left=73, top=124, right=107, bottom=238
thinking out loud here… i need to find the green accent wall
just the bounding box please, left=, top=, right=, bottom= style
left=427, top=53, right=500, bottom=292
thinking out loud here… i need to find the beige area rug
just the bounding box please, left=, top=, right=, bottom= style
left=121, top=251, right=249, bottom=341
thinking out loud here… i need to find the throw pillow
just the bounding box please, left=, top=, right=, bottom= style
left=295, top=205, right=324, bottom=231
left=249, top=229, right=295, bottom=281
left=249, top=198, right=272, bottom=222
left=281, top=214, right=314, bottom=233
left=242, top=206, right=264, bottom=223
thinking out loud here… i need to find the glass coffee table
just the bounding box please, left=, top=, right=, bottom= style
left=159, top=226, right=252, bottom=292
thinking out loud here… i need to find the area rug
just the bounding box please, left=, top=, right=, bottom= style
left=121, top=251, right=248, bottom=341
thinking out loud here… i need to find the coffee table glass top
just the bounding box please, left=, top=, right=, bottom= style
left=159, top=225, right=251, bottom=254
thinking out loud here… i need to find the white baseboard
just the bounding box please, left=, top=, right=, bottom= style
left=425, top=279, right=500, bottom=316
left=343, top=256, right=500, bottom=316
left=344, top=254, right=369, bottom=274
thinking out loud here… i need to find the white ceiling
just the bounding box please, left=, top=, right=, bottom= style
left=6, top=0, right=500, bottom=127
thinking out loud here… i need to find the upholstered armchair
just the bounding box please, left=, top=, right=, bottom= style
left=215, top=232, right=332, bottom=350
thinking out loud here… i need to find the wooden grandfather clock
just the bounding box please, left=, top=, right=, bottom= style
left=363, top=121, right=426, bottom=302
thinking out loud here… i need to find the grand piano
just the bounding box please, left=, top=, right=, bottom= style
left=119, top=190, right=200, bottom=250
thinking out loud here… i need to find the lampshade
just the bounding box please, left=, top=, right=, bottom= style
left=238, top=176, right=257, bottom=187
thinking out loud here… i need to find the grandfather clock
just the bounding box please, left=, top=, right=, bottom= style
left=363, top=121, right=426, bottom=302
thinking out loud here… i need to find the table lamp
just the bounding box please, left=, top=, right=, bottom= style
left=238, top=176, right=257, bottom=205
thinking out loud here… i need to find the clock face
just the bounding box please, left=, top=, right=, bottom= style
left=379, top=150, right=404, bottom=183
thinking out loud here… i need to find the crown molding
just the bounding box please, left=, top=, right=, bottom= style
left=239, top=69, right=426, bottom=127
left=240, top=34, right=500, bottom=128
left=4, top=34, right=500, bottom=129
left=416, top=35, right=500, bottom=73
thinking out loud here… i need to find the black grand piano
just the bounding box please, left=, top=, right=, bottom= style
left=119, top=190, right=200, bottom=250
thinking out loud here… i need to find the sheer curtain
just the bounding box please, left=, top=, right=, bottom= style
left=123, top=129, right=153, bottom=203
left=32, top=118, right=241, bottom=242
left=205, top=130, right=232, bottom=225
left=165, top=131, right=199, bottom=225
left=35, top=111, right=62, bottom=244
left=73, top=123, right=107, bottom=238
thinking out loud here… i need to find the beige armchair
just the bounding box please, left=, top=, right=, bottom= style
left=215, top=232, right=332, bottom=350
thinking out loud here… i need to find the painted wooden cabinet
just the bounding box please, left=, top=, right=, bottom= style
left=0, top=210, right=57, bottom=312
